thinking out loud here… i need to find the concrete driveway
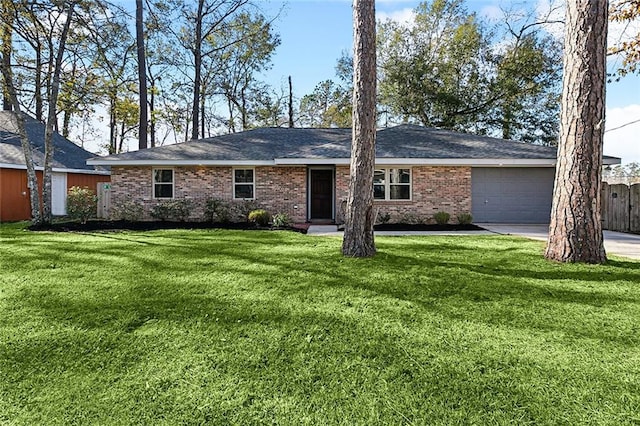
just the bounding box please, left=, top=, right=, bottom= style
left=478, top=223, right=640, bottom=260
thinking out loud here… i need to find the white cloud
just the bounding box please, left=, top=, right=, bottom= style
left=604, top=104, right=640, bottom=164
left=377, top=7, right=415, bottom=24
left=479, top=5, right=503, bottom=22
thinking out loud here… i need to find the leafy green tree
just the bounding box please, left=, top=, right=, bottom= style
left=298, top=52, right=352, bottom=128
left=490, top=32, right=562, bottom=145
left=377, top=0, right=562, bottom=145
left=378, top=0, right=494, bottom=131
left=212, top=11, right=281, bottom=132
left=299, top=79, right=351, bottom=128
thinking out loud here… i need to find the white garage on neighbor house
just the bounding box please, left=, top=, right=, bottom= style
left=87, top=125, right=620, bottom=224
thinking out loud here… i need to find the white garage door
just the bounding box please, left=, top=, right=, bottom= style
left=471, top=168, right=555, bottom=223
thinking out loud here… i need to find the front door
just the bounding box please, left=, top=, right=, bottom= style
left=310, top=169, right=334, bottom=220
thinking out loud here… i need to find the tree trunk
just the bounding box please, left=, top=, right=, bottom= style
left=241, top=82, right=247, bottom=130
left=136, top=0, right=148, bottom=149
left=149, top=78, right=156, bottom=147
left=109, top=94, right=117, bottom=154
left=42, top=1, right=76, bottom=224
left=545, top=0, right=608, bottom=263
left=200, top=90, right=206, bottom=137
left=1, top=0, right=42, bottom=224
left=35, top=47, right=43, bottom=121
left=191, top=0, right=204, bottom=140
left=342, top=0, right=376, bottom=258
left=288, top=75, right=294, bottom=128
left=1, top=0, right=11, bottom=111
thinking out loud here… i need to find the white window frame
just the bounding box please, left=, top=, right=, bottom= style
left=374, top=167, right=412, bottom=201
left=153, top=168, right=174, bottom=199
left=233, top=167, right=256, bottom=200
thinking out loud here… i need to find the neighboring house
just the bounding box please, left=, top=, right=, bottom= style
left=87, top=125, right=620, bottom=224
left=0, top=111, right=110, bottom=221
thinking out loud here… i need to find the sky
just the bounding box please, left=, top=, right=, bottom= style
left=251, top=0, right=640, bottom=164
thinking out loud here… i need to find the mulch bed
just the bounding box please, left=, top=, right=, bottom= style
left=28, top=221, right=484, bottom=234
left=373, top=223, right=485, bottom=231
left=29, top=220, right=310, bottom=234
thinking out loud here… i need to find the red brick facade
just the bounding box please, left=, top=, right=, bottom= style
left=335, top=165, right=471, bottom=224
left=110, top=166, right=308, bottom=222
left=110, top=165, right=471, bottom=223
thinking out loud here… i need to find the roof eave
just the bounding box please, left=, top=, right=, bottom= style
left=275, top=158, right=559, bottom=166
left=86, top=156, right=622, bottom=167
left=86, top=159, right=276, bottom=166
left=0, top=162, right=110, bottom=174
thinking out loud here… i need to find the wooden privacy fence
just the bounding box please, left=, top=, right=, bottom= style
left=601, top=182, right=640, bottom=233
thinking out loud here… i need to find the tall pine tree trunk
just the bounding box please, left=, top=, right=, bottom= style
left=545, top=0, right=608, bottom=263
left=191, top=0, right=204, bottom=140
left=342, top=0, right=376, bottom=257
left=136, top=0, right=148, bottom=149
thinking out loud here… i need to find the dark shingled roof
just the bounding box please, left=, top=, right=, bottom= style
left=91, top=127, right=351, bottom=163
left=88, top=124, right=621, bottom=164
left=0, top=111, right=104, bottom=171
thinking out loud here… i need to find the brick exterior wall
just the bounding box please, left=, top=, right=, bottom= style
left=110, top=164, right=470, bottom=224
left=110, top=166, right=307, bottom=222
left=335, top=165, right=472, bottom=224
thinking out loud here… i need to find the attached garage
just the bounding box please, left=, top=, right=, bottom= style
left=472, top=167, right=556, bottom=223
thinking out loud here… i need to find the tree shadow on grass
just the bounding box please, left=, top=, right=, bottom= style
left=7, top=230, right=640, bottom=350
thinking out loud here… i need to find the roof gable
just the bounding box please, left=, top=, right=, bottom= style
left=0, top=111, right=103, bottom=171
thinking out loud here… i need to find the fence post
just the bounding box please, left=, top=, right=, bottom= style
left=630, top=183, right=640, bottom=233
left=601, top=182, right=609, bottom=230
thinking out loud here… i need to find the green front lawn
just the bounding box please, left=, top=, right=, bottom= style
left=1, top=223, right=639, bottom=425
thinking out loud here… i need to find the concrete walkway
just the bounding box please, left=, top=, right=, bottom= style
left=308, top=224, right=640, bottom=260
left=478, top=224, right=640, bottom=260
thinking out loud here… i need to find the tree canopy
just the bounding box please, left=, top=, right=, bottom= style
left=376, top=0, right=562, bottom=145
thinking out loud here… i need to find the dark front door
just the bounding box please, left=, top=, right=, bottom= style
left=310, top=169, right=334, bottom=220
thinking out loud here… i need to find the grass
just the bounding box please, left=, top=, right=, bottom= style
left=1, top=222, right=639, bottom=425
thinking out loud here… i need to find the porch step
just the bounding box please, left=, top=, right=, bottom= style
left=307, top=225, right=340, bottom=235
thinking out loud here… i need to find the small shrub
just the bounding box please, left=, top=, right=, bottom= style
left=150, top=202, right=171, bottom=221
left=376, top=210, right=391, bottom=225
left=237, top=200, right=261, bottom=220
left=111, top=198, right=144, bottom=221
left=150, top=200, right=192, bottom=221
left=67, top=186, right=97, bottom=224
left=172, top=200, right=192, bottom=221
left=204, top=198, right=231, bottom=223
left=272, top=213, right=291, bottom=228
left=457, top=212, right=473, bottom=225
left=399, top=212, right=422, bottom=225
left=229, top=200, right=261, bottom=222
left=248, top=209, right=271, bottom=227
left=433, top=211, right=451, bottom=225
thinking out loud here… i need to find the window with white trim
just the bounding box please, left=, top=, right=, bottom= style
left=153, top=169, right=174, bottom=198
left=373, top=168, right=411, bottom=200
left=233, top=168, right=255, bottom=199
